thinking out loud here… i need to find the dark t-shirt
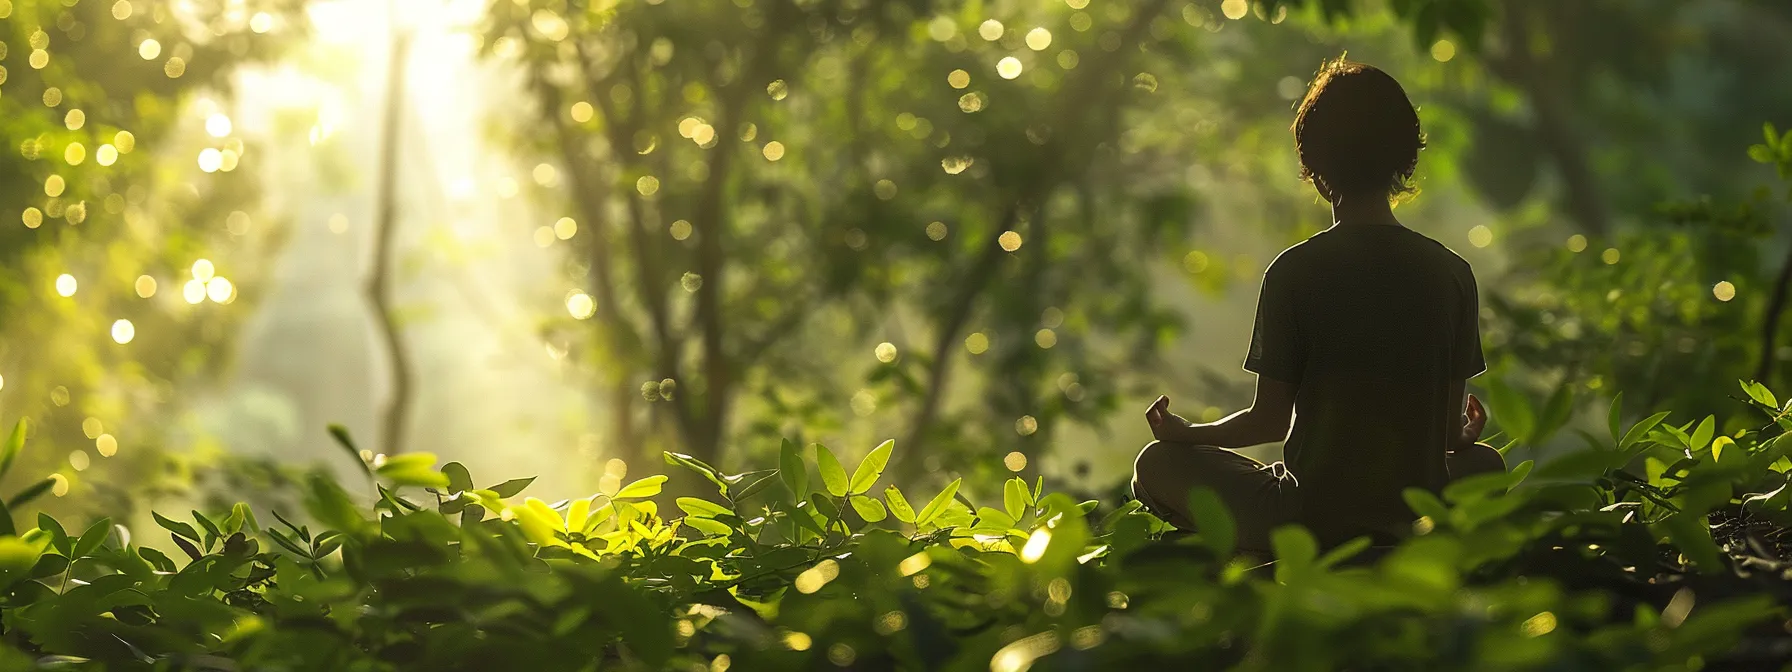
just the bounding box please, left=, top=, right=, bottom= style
left=1244, top=224, right=1485, bottom=545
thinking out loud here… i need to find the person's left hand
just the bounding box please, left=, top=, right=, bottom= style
left=1145, top=395, right=1196, bottom=443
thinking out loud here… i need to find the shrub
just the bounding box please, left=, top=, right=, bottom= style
left=1, top=383, right=1792, bottom=669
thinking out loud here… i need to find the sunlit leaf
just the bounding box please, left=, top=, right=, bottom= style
left=850, top=495, right=887, bottom=523
left=616, top=475, right=668, bottom=499
left=916, top=479, right=962, bottom=528
left=884, top=485, right=915, bottom=524
left=848, top=440, right=894, bottom=495
left=1003, top=478, right=1027, bottom=521
left=677, top=497, right=731, bottom=519
left=779, top=439, right=807, bottom=499
left=815, top=444, right=848, bottom=498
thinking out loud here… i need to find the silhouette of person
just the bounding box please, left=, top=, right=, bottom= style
left=1131, top=58, right=1505, bottom=554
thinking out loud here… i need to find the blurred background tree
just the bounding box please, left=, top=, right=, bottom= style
left=0, top=0, right=308, bottom=520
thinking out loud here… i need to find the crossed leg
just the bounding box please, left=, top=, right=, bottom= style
left=1131, top=441, right=1505, bottom=554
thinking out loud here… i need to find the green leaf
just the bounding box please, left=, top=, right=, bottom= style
left=663, top=452, right=728, bottom=493
left=1271, top=525, right=1319, bottom=584
left=615, top=475, right=668, bottom=499
left=191, top=511, right=223, bottom=545
left=1003, top=478, right=1027, bottom=521
left=683, top=517, right=733, bottom=537
left=676, top=497, right=731, bottom=518
left=1689, top=416, right=1715, bottom=452
left=1766, top=122, right=1781, bottom=149
left=1535, top=385, right=1574, bottom=442
left=1483, top=378, right=1536, bottom=444
left=815, top=444, right=848, bottom=498
left=487, top=477, right=536, bottom=499
left=377, top=453, right=450, bottom=489
left=974, top=507, right=1016, bottom=531
left=328, top=424, right=373, bottom=479
left=848, top=440, right=894, bottom=495
left=915, top=478, right=962, bottom=528
left=729, top=470, right=781, bottom=503
left=779, top=439, right=807, bottom=499
left=849, top=495, right=887, bottom=523
left=6, top=478, right=56, bottom=510
left=1750, top=144, right=1777, bottom=164
left=72, top=518, right=111, bottom=558
left=1621, top=411, right=1673, bottom=452
left=37, top=514, right=69, bottom=556
left=1712, top=436, right=1734, bottom=463
left=884, top=485, right=915, bottom=524
left=1608, top=392, right=1624, bottom=444
left=1742, top=380, right=1778, bottom=410
left=0, top=499, right=13, bottom=538
left=1402, top=488, right=1449, bottom=522
left=152, top=511, right=201, bottom=543
left=0, top=419, right=25, bottom=480
left=443, top=462, right=474, bottom=493
left=1185, top=486, right=1236, bottom=558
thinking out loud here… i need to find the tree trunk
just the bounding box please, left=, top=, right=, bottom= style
left=1756, top=241, right=1792, bottom=387
left=369, top=27, right=414, bottom=455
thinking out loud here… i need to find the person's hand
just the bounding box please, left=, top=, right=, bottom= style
left=1145, top=395, right=1196, bottom=443
left=1457, top=394, right=1487, bottom=448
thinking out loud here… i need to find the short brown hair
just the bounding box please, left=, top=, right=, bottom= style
left=1291, top=58, right=1425, bottom=202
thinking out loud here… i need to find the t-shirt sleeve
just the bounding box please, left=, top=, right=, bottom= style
left=1456, top=267, right=1487, bottom=379
left=1244, top=260, right=1303, bottom=384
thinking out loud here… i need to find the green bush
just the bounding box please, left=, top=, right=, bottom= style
left=3, top=383, right=1792, bottom=670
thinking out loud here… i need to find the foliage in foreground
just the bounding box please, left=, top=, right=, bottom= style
left=6, top=385, right=1792, bottom=669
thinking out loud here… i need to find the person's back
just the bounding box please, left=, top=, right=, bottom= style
left=1254, top=226, right=1482, bottom=544
left=1131, top=57, right=1501, bottom=553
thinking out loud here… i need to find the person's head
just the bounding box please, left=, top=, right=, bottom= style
left=1291, top=58, right=1425, bottom=204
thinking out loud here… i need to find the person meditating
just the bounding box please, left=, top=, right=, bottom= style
left=1132, top=58, right=1506, bottom=554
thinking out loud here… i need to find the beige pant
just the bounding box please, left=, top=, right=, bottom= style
left=1131, top=441, right=1505, bottom=554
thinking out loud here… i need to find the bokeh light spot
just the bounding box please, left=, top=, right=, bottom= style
left=567, top=291, right=597, bottom=319
left=997, top=56, right=1023, bottom=80
left=998, top=231, right=1023, bottom=251
left=1467, top=225, right=1493, bottom=248
left=978, top=19, right=1004, bottom=41
left=965, top=332, right=990, bottom=355
left=1015, top=415, right=1038, bottom=436
left=1714, top=281, right=1737, bottom=302
left=1431, top=40, right=1457, bottom=63
left=111, top=319, right=135, bottom=344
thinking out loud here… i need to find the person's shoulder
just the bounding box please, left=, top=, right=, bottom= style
left=1403, top=228, right=1476, bottom=272
left=1263, top=234, right=1324, bottom=277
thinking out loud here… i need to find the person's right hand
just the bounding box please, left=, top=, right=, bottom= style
left=1145, top=395, right=1195, bottom=443
left=1458, top=394, right=1487, bottom=447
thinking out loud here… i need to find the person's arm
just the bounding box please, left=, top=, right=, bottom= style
left=1145, top=375, right=1296, bottom=448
